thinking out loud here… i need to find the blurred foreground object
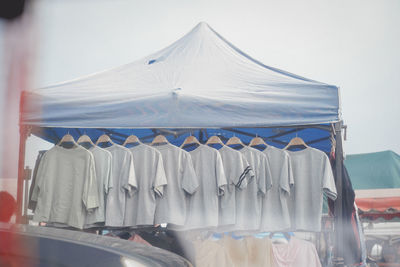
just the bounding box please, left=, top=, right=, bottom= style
left=0, top=0, right=26, bottom=20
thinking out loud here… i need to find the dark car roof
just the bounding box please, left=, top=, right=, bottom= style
left=0, top=223, right=192, bottom=267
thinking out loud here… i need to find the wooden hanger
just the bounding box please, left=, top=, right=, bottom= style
left=226, top=136, right=245, bottom=146
left=249, top=136, right=268, bottom=147
left=77, top=134, right=95, bottom=146
left=205, top=135, right=224, bottom=146
left=123, top=135, right=141, bottom=146
left=151, top=135, right=169, bottom=145
left=284, top=137, right=308, bottom=150
left=96, top=134, right=114, bottom=145
left=180, top=135, right=201, bottom=148
left=57, top=133, right=78, bottom=146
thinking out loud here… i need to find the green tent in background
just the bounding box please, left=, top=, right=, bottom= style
left=345, top=150, right=400, bottom=190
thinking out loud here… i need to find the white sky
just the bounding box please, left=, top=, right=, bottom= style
left=3, top=0, right=400, bottom=180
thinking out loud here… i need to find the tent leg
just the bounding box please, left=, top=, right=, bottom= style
left=16, top=125, right=29, bottom=224
left=333, top=121, right=344, bottom=266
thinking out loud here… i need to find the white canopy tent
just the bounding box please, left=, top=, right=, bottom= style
left=21, top=22, right=340, bottom=128
left=18, top=23, right=347, bottom=265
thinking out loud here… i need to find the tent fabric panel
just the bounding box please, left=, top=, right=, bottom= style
left=356, top=197, right=400, bottom=213
left=20, top=22, right=340, bottom=128
left=345, top=151, right=400, bottom=190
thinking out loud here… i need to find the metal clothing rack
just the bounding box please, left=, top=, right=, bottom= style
left=16, top=121, right=347, bottom=266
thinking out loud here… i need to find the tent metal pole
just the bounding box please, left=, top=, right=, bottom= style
left=333, top=121, right=344, bottom=266
left=16, top=125, right=29, bottom=224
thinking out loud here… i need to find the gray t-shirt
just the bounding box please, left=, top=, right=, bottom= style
left=216, top=145, right=254, bottom=227
left=259, top=146, right=293, bottom=231
left=85, top=146, right=113, bottom=227
left=153, top=143, right=199, bottom=226
left=234, top=146, right=272, bottom=232
left=32, top=145, right=99, bottom=229
left=287, top=147, right=337, bottom=231
left=124, top=144, right=167, bottom=226
left=185, top=145, right=227, bottom=229
left=105, top=144, right=138, bottom=227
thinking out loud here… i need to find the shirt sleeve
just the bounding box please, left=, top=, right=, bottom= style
left=31, top=152, right=48, bottom=202
left=123, top=150, right=138, bottom=197
left=234, top=153, right=250, bottom=190
left=258, top=154, right=272, bottom=195
left=82, top=152, right=100, bottom=211
left=322, top=154, right=337, bottom=200
left=104, top=151, right=113, bottom=194
left=153, top=152, right=167, bottom=197
left=181, top=151, right=199, bottom=195
left=279, top=152, right=293, bottom=195
left=215, top=152, right=227, bottom=196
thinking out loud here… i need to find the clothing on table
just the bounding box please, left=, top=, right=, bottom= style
left=234, top=146, right=272, bottom=232
left=216, top=145, right=254, bottom=227
left=153, top=143, right=198, bottom=226
left=259, top=146, right=293, bottom=231
left=272, top=236, right=322, bottom=267
left=32, top=145, right=99, bottom=229
left=185, top=145, right=227, bottom=229
left=287, top=147, right=337, bottom=231
left=85, top=146, right=113, bottom=227
left=124, top=144, right=167, bottom=226
left=217, top=235, right=275, bottom=267
left=28, top=150, right=47, bottom=212
left=105, top=144, right=137, bottom=227
left=193, top=239, right=233, bottom=267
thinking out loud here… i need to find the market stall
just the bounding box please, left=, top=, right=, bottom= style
left=18, top=22, right=347, bottom=266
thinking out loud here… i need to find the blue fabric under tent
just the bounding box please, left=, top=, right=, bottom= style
left=32, top=125, right=333, bottom=153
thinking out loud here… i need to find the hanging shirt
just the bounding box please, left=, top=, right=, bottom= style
left=185, top=145, right=227, bottom=229
left=234, top=146, right=272, bottom=232
left=32, top=145, right=99, bottom=229
left=272, top=237, right=322, bottom=267
left=105, top=144, right=137, bottom=227
left=124, top=144, right=167, bottom=226
left=287, top=147, right=337, bottom=231
left=84, top=146, right=113, bottom=227
left=153, top=143, right=198, bottom=226
left=259, top=146, right=293, bottom=231
left=216, top=145, right=254, bottom=227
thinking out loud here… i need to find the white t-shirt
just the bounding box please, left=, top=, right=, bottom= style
left=216, top=145, right=254, bottom=227
left=286, top=147, right=337, bottom=231
left=259, top=146, right=293, bottom=231
left=234, top=146, right=272, bottom=232
left=185, top=145, right=227, bottom=229
left=153, top=143, right=199, bottom=226
left=124, top=144, right=167, bottom=226
left=85, top=146, right=113, bottom=227
left=104, top=144, right=137, bottom=227
left=32, top=145, right=99, bottom=229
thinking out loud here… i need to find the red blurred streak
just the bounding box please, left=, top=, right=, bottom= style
left=1, top=3, right=38, bottom=266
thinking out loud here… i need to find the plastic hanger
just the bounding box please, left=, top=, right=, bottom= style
left=151, top=135, right=169, bottom=145
left=77, top=134, right=95, bottom=147
left=123, top=135, right=141, bottom=146
left=180, top=135, right=200, bottom=148
left=249, top=134, right=268, bottom=147
left=57, top=133, right=78, bottom=147
left=205, top=135, right=224, bottom=146
left=96, top=134, right=114, bottom=145
left=269, top=232, right=290, bottom=244
left=284, top=137, right=308, bottom=150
